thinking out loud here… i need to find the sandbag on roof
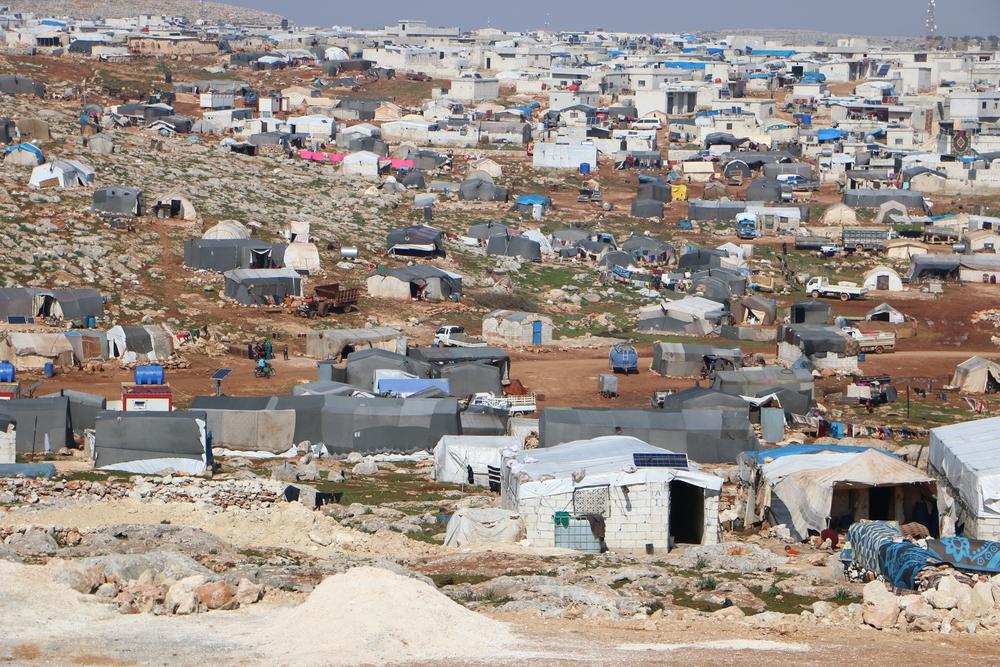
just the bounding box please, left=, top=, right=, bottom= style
left=93, top=411, right=208, bottom=475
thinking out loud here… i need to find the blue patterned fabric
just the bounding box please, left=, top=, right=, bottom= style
left=926, top=537, right=1000, bottom=574
left=842, top=521, right=901, bottom=572
left=878, top=542, right=933, bottom=590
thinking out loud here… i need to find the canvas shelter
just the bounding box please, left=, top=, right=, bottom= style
left=190, top=395, right=325, bottom=448
left=863, top=266, right=903, bottom=292
left=292, top=381, right=359, bottom=397
left=106, top=324, right=174, bottom=362
left=485, top=233, right=542, bottom=262
left=0, top=397, right=70, bottom=453
left=599, top=250, right=633, bottom=269
left=88, top=133, right=115, bottom=155
left=92, top=187, right=143, bottom=215
left=733, top=295, right=777, bottom=325
left=202, top=220, right=251, bottom=240
left=622, top=235, right=670, bottom=263
left=656, top=387, right=750, bottom=411
left=366, top=265, right=462, bottom=301
left=0, top=287, right=103, bottom=322
left=702, top=181, right=728, bottom=200
left=41, top=389, right=106, bottom=434
left=743, top=447, right=935, bottom=540
left=0, top=332, right=74, bottom=370
left=410, top=346, right=511, bottom=384
left=906, top=255, right=960, bottom=282
left=866, top=303, right=907, bottom=324
left=344, top=349, right=432, bottom=391
left=0, top=76, right=45, bottom=96
left=459, top=177, right=509, bottom=201
left=184, top=239, right=277, bottom=272
left=223, top=268, right=302, bottom=305
left=194, top=397, right=297, bottom=455
left=304, top=327, right=405, bottom=360
left=790, top=300, right=831, bottom=324
left=500, top=436, right=723, bottom=551
left=950, top=357, right=1000, bottom=393
left=466, top=221, right=512, bottom=241
left=15, top=118, right=50, bottom=141
left=4, top=143, right=44, bottom=166
left=689, top=269, right=745, bottom=303
left=638, top=296, right=725, bottom=335
left=438, top=362, right=503, bottom=397
left=29, top=160, right=95, bottom=188
left=342, top=150, right=381, bottom=176
left=386, top=224, right=445, bottom=255
left=822, top=202, right=858, bottom=226
left=539, top=407, right=758, bottom=464
left=650, top=343, right=742, bottom=377
left=282, top=243, right=321, bottom=273
left=677, top=247, right=727, bottom=270
left=929, top=417, right=1000, bottom=540
left=482, top=310, right=553, bottom=346
left=153, top=191, right=197, bottom=220
left=93, top=411, right=208, bottom=475
left=432, top=435, right=521, bottom=486
left=746, top=178, right=782, bottom=203
left=630, top=198, right=663, bottom=219
left=319, top=396, right=461, bottom=454
left=713, top=366, right=814, bottom=416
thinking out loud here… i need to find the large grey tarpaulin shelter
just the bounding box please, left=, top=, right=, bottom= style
left=223, top=268, right=302, bottom=305
left=622, top=235, right=670, bottom=262
left=637, top=182, right=671, bottom=203
left=93, top=411, right=208, bottom=474
left=386, top=225, right=445, bottom=256
left=690, top=269, right=746, bottom=303
left=106, top=324, right=173, bottom=361
left=466, top=221, right=512, bottom=240
left=191, top=395, right=326, bottom=447
left=439, top=361, right=503, bottom=397
left=344, top=349, right=432, bottom=391
left=459, top=177, right=509, bottom=201
left=92, top=187, right=144, bottom=215
left=291, top=381, right=359, bottom=397
left=191, top=398, right=297, bottom=454
left=790, top=300, right=831, bottom=324
left=763, top=162, right=812, bottom=179
left=687, top=200, right=749, bottom=221
left=746, top=178, right=783, bottom=203
left=319, top=396, right=461, bottom=454
left=657, top=387, right=749, bottom=411
left=906, top=255, right=961, bottom=282
left=713, top=366, right=814, bottom=415
left=651, top=343, right=743, bottom=377
left=0, top=76, right=45, bottom=96
left=367, top=265, right=463, bottom=301
left=183, top=239, right=281, bottom=272
left=778, top=324, right=855, bottom=357
left=539, top=407, right=758, bottom=463
left=485, top=233, right=542, bottom=262
left=410, top=346, right=511, bottom=384
left=630, top=198, right=663, bottom=219
left=734, top=295, right=778, bottom=325
left=40, top=390, right=106, bottom=434
left=0, top=287, right=103, bottom=322
left=678, top=247, right=727, bottom=270
left=0, top=397, right=71, bottom=453
left=304, top=327, right=406, bottom=359
left=843, top=188, right=925, bottom=210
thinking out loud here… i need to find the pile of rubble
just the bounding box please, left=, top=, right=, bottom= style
left=863, top=574, right=1000, bottom=633
left=0, top=476, right=288, bottom=510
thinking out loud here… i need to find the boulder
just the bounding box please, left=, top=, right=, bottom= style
left=811, top=600, right=835, bottom=618
left=862, top=580, right=900, bottom=629
left=8, top=529, right=58, bottom=556
left=165, top=575, right=207, bottom=615
left=958, top=582, right=995, bottom=620
left=926, top=575, right=967, bottom=610
left=236, top=578, right=264, bottom=606
left=352, top=460, right=379, bottom=476
left=194, top=580, right=238, bottom=610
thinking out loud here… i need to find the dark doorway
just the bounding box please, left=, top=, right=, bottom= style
left=869, top=486, right=894, bottom=520
left=669, top=481, right=705, bottom=545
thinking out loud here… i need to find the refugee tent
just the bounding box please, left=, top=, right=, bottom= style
left=194, top=397, right=297, bottom=455
left=790, top=299, right=830, bottom=324
left=622, top=235, right=670, bottom=263
left=874, top=200, right=908, bottom=224
left=438, top=361, right=502, bottom=397
left=500, top=436, right=723, bottom=550
left=713, top=366, right=814, bottom=415
left=866, top=303, right=907, bottom=324
left=863, top=266, right=903, bottom=292
left=687, top=200, right=748, bottom=221
left=702, top=181, right=729, bottom=200
left=482, top=310, right=553, bottom=346
left=733, top=295, right=777, bottom=325
left=949, top=357, right=1000, bottom=393
left=744, top=447, right=935, bottom=540
left=153, top=190, right=197, bottom=220
left=367, top=265, right=462, bottom=301
left=0, top=118, right=13, bottom=144
left=928, top=417, right=1000, bottom=539
left=3, top=143, right=44, bottom=166
left=459, top=177, right=508, bottom=201
left=410, top=346, right=511, bottom=384
left=106, top=324, right=174, bottom=362
left=677, top=247, right=727, bottom=270
left=386, top=224, right=445, bottom=255
left=92, top=186, right=143, bottom=215
left=598, top=250, right=633, bottom=269
left=0, top=397, right=71, bottom=453
left=305, top=327, right=406, bottom=360
left=485, top=233, right=542, bottom=262
left=401, top=169, right=426, bottom=189
left=93, top=411, right=209, bottom=475
left=0, top=76, right=45, bottom=97
left=28, top=159, right=95, bottom=188
left=539, top=408, right=757, bottom=463
left=0, top=332, right=74, bottom=370
left=630, top=198, right=663, bottom=219
left=342, top=150, right=381, bottom=176
left=689, top=270, right=744, bottom=303
left=762, top=162, right=811, bottom=179
left=722, top=159, right=751, bottom=183
left=843, top=188, right=925, bottom=210
left=223, top=268, right=302, bottom=305
left=432, top=435, right=522, bottom=486
left=637, top=296, right=725, bottom=335
left=40, top=389, right=106, bottom=434
left=655, top=387, right=749, bottom=411
left=906, top=254, right=960, bottom=282
left=822, top=202, right=857, bottom=226
left=319, top=396, right=461, bottom=454
left=183, top=239, right=276, bottom=272
left=746, top=178, right=782, bottom=203
left=0, top=287, right=104, bottom=322
left=469, top=157, right=502, bottom=179
left=16, top=118, right=50, bottom=142
left=202, top=220, right=251, bottom=240
left=190, top=395, right=325, bottom=448
left=291, top=381, right=358, bottom=397
left=344, top=349, right=432, bottom=391
left=636, top=181, right=671, bottom=203
left=466, top=221, right=511, bottom=241
left=282, top=242, right=321, bottom=273
left=650, top=343, right=742, bottom=377
left=704, top=132, right=746, bottom=148
left=88, top=133, right=115, bottom=155
left=444, top=508, right=524, bottom=548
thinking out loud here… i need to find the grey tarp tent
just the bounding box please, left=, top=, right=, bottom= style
left=344, top=349, right=432, bottom=391
left=93, top=411, right=207, bottom=473
left=539, top=407, right=758, bottom=463
left=292, top=381, right=359, bottom=396
left=636, top=182, right=671, bottom=203
left=386, top=225, right=445, bottom=256
left=223, top=268, right=301, bottom=305
left=92, top=187, right=143, bottom=215
left=410, top=346, right=511, bottom=384
left=630, top=198, right=663, bottom=218
left=459, top=411, right=506, bottom=436
left=598, top=250, right=633, bottom=269
left=0, top=397, right=71, bottom=453
left=485, top=233, right=542, bottom=262
left=0, top=76, right=45, bottom=97
left=734, top=295, right=777, bottom=325
left=656, top=387, right=749, bottom=411
left=319, top=396, right=461, bottom=454
left=651, top=343, right=743, bottom=377
left=687, top=200, right=749, bottom=221
left=678, top=247, right=728, bottom=271
left=183, top=239, right=280, bottom=271
left=622, top=235, right=670, bottom=262
left=459, top=177, right=509, bottom=202
left=843, top=188, right=925, bottom=210
left=40, top=389, right=106, bottom=434
left=367, top=265, right=463, bottom=301
left=467, top=221, right=512, bottom=240
left=0, top=287, right=103, bottom=322
left=438, top=361, right=503, bottom=397
left=305, top=327, right=406, bottom=359
left=790, top=300, right=831, bottom=324
left=713, top=366, right=814, bottom=415
left=190, top=395, right=326, bottom=447
left=906, top=255, right=960, bottom=282
left=778, top=324, right=854, bottom=357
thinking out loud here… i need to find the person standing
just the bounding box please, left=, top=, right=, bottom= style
left=265, top=338, right=273, bottom=360
left=283, top=345, right=289, bottom=361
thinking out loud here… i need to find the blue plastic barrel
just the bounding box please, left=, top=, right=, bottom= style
left=0, top=361, right=14, bottom=382
left=579, top=162, right=591, bottom=174
left=43, top=362, right=55, bottom=377
left=134, top=364, right=165, bottom=385
left=86, top=315, right=96, bottom=329
left=859, top=353, right=866, bottom=362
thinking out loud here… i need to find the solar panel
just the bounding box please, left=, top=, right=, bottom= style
left=6, top=316, right=33, bottom=324
left=633, top=452, right=689, bottom=469
left=210, top=368, right=233, bottom=381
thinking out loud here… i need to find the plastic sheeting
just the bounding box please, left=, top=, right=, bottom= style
left=929, top=416, right=1000, bottom=518
left=444, top=508, right=524, bottom=547
left=93, top=411, right=207, bottom=474
left=304, top=327, right=406, bottom=360
left=432, top=435, right=521, bottom=485
left=485, top=233, right=542, bottom=262
left=0, top=397, right=70, bottom=453
left=650, top=343, right=742, bottom=377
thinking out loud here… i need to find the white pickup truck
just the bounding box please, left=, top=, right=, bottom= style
left=806, top=276, right=868, bottom=301
left=842, top=327, right=896, bottom=354
left=434, top=325, right=488, bottom=348
left=468, top=392, right=537, bottom=414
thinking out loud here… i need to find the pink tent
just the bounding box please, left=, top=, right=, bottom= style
left=298, top=149, right=315, bottom=160
left=387, top=159, right=415, bottom=169
left=327, top=153, right=346, bottom=163
left=311, top=152, right=328, bottom=161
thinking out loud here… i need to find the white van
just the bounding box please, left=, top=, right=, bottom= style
left=630, top=117, right=662, bottom=130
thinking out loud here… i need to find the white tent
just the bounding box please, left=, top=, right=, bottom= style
left=282, top=242, right=321, bottom=274
left=929, top=417, right=1000, bottom=526
left=203, top=220, right=251, bottom=240
left=444, top=507, right=524, bottom=547
left=28, top=159, right=95, bottom=188
left=342, top=150, right=381, bottom=177
left=154, top=190, right=198, bottom=220
left=324, top=46, right=349, bottom=61
left=862, top=266, right=903, bottom=292
left=822, top=202, right=858, bottom=226
left=287, top=221, right=311, bottom=243
left=432, top=435, right=522, bottom=486
left=866, top=303, right=906, bottom=324
left=949, top=356, right=1000, bottom=393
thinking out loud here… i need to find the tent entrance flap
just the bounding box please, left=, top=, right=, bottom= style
left=669, top=480, right=704, bottom=545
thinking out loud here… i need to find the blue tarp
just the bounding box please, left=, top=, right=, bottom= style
left=817, top=128, right=848, bottom=142
left=750, top=49, right=797, bottom=57
left=925, top=537, right=1000, bottom=574
left=377, top=378, right=450, bottom=396
left=515, top=194, right=551, bottom=206
left=742, top=443, right=873, bottom=463
left=3, top=143, right=44, bottom=161
left=879, top=541, right=934, bottom=590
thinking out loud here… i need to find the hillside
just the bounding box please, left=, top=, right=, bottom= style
left=8, top=0, right=284, bottom=24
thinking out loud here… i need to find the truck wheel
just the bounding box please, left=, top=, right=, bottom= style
left=811, top=290, right=820, bottom=299
left=840, top=292, right=850, bottom=301
left=875, top=346, right=884, bottom=354
left=856, top=245, right=864, bottom=253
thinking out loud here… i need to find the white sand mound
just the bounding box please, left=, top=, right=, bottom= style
left=269, top=565, right=516, bottom=665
